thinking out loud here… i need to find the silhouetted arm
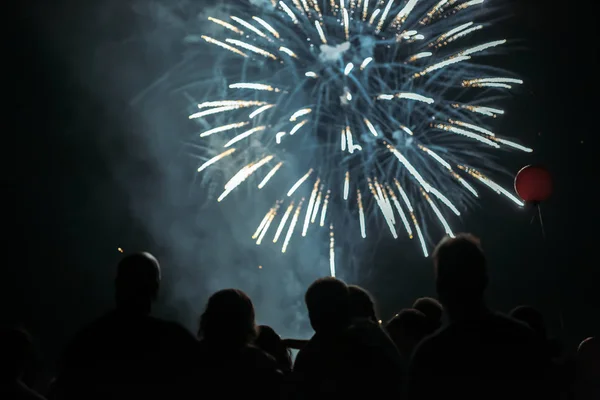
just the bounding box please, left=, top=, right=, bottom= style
left=282, top=338, right=309, bottom=350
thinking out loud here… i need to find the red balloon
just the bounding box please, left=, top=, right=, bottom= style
left=514, top=165, right=552, bottom=203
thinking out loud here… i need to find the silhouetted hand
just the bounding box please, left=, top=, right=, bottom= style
left=282, top=338, right=308, bottom=350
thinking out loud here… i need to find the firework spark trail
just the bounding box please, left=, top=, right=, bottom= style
left=459, top=166, right=524, bottom=206
left=395, top=179, right=428, bottom=257
left=287, top=169, right=314, bottom=196
left=282, top=198, right=304, bottom=253
left=197, top=149, right=236, bottom=173
left=311, top=185, right=324, bottom=223
left=320, top=190, right=330, bottom=227
left=274, top=201, right=295, bottom=243
left=386, top=184, right=413, bottom=239
left=192, top=0, right=531, bottom=263
left=253, top=202, right=278, bottom=239
left=302, top=178, right=321, bottom=236
left=419, top=145, right=479, bottom=197
left=200, top=122, right=249, bottom=138
left=224, top=126, right=266, bottom=147
left=329, top=224, right=336, bottom=277
left=422, top=189, right=455, bottom=238
left=343, top=171, right=350, bottom=200
left=369, top=178, right=398, bottom=239
left=258, top=161, right=284, bottom=189
left=218, top=155, right=273, bottom=201
left=256, top=209, right=277, bottom=244
left=357, top=189, right=366, bottom=238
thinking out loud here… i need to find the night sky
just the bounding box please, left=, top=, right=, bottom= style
left=8, top=0, right=595, bottom=385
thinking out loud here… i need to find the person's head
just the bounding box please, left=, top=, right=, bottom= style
left=255, top=325, right=292, bottom=371
left=115, top=252, right=161, bottom=313
left=413, top=297, right=443, bottom=330
left=577, top=337, right=600, bottom=380
left=348, top=285, right=378, bottom=322
left=199, top=289, right=257, bottom=347
left=305, top=277, right=350, bottom=333
left=385, top=309, right=430, bottom=358
left=509, top=305, right=547, bottom=340
left=0, top=327, right=33, bottom=381
left=433, top=234, right=488, bottom=313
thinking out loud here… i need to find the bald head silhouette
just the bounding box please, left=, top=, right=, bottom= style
left=348, top=285, right=377, bottom=322
left=115, top=252, right=161, bottom=313
left=199, top=289, right=257, bottom=346
left=433, top=234, right=488, bottom=314
left=305, top=277, right=350, bottom=333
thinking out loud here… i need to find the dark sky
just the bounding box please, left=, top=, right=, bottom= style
left=8, top=0, right=596, bottom=384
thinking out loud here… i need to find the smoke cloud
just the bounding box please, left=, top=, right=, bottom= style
left=87, top=0, right=341, bottom=338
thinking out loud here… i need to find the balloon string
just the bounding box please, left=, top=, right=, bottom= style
left=537, top=204, right=546, bottom=240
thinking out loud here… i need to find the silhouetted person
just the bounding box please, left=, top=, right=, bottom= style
left=195, top=289, right=282, bottom=399
left=0, top=327, right=46, bottom=399
left=510, top=306, right=564, bottom=359
left=346, top=285, right=404, bottom=396
left=413, top=297, right=443, bottom=332
left=510, top=305, right=574, bottom=397
left=385, top=308, right=431, bottom=360
left=575, top=337, right=600, bottom=399
left=510, top=305, right=550, bottom=343
left=255, top=325, right=292, bottom=373
left=294, top=278, right=389, bottom=400
left=293, top=277, right=352, bottom=399
left=52, top=252, right=197, bottom=400
left=348, top=284, right=379, bottom=321
left=408, top=234, right=550, bottom=400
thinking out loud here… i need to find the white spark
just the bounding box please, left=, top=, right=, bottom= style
left=290, top=120, right=308, bottom=135
left=315, top=21, right=327, bottom=44
left=200, top=122, right=249, bottom=137
left=249, top=104, right=275, bottom=119
left=408, top=52, right=432, bottom=61
left=252, top=16, right=280, bottom=38
left=279, top=47, right=298, bottom=57
left=276, top=131, right=286, bottom=144
left=364, top=118, right=378, bottom=136
left=360, top=57, right=373, bottom=69
left=197, top=149, right=236, bottom=172
left=279, top=1, right=298, bottom=23
left=258, top=162, right=283, bottom=189
left=230, top=83, right=280, bottom=92
left=225, top=38, right=277, bottom=59
left=287, top=169, right=314, bottom=196
left=494, top=138, right=533, bottom=152
left=290, top=108, right=312, bottom=121
left=224, top=126, right=266, bottom=147
left=460, top=40, right=507, bottom=56
left=230, top=16, right=267, bottom=38
left=344, top=62, right=354, bottom=75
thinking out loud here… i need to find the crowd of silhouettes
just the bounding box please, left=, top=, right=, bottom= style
left=1, top=234, right=598, bottom=399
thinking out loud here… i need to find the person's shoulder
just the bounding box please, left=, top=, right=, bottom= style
left=13, top=381, right=47, bottom=400
left=489, top=312, right=535, bottom=336
left=293, top=335, right=318, bottom=368
left=150, top=316, right=190, bottom=332
left=238, top=346, right=284, bottom=380
left=412, top=322, right=453, bottom=359
left=68, top=311, right=117, bottom=346
left=149, top=317, right=197, bottom=342
left=244, top=345, right=279, bottom=367
left=297, top=333, right=319, bottom=352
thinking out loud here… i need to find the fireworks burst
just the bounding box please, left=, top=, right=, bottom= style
left=191, top=0, right=531, bottom=271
